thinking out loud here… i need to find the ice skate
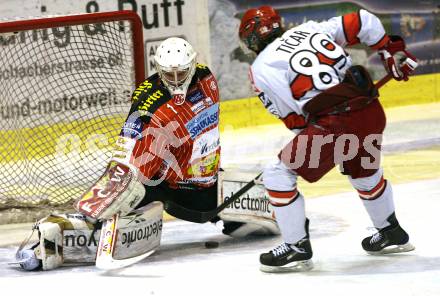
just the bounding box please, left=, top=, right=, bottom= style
left=260, top=219, right=313, bottom=273
left=362, top=213, right=415, bottom=255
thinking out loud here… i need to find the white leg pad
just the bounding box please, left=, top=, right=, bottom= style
left=218, top=170, right=280, bottom=236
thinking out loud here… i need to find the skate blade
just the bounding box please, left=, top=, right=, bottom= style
left=260, top=259, right=313, bottom=273
left=367, top=242, right=415, bottom=255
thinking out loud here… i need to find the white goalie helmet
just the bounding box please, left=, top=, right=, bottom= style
left=154, top=37, right=197, bottom=100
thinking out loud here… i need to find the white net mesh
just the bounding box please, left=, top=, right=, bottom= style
left=0, top=13, right=143, bottom=221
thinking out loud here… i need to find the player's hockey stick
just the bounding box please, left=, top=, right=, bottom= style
left=163, top=172, right=263, bottom=223
left=375, top=74, right=392, bottom=89
left=95, top=214, right=155, bottom=270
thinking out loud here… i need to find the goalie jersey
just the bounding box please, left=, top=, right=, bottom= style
left=249, top=9, right=389, bottom=130
left=113, top=64, right=220, bottom=190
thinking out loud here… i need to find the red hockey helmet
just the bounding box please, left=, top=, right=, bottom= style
left=239, top=6, right=283, bottom=54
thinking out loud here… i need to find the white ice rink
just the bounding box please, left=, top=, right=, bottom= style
left=0, top=177, right=439, bottom=296
left=0, top=104, right=439, bottom=295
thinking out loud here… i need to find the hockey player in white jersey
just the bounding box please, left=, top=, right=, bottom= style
left=239, top=6, right=418, bottom=272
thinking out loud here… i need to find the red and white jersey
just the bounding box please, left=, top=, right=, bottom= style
left=113, top=64, right=220, bottom=190
left=249, top=9, right=389, bottom=130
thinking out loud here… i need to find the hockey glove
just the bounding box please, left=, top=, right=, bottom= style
left=378, top=35, right=418, bottom=81
left=75, top=161, right=145, bottom=221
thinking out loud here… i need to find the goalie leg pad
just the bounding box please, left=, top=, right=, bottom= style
left=17, top=202, right=163, bottom=271
left=218, top=170, right=280, bottom=237
left=27, top=213, right=96, bottom=270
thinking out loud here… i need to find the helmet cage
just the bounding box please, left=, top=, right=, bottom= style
left=154, top=38, right=197, bottom=97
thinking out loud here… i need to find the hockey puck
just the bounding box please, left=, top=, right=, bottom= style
left=204, top=241, right=219, bottom=249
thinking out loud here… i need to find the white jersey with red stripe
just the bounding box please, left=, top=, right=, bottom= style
left=249, top=9, right=389, bottom=130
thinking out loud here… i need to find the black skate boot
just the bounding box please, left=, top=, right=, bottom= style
left=362, top=213, right=415, bottom=255
left=260, top=219, right=313, bottom=273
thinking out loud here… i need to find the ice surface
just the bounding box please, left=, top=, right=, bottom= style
left=0, top=178, right=439, bottom=296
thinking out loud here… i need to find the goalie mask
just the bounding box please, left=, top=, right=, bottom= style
left=239, top=6, right=284, bottom=55
left=154, top=37, right=197, bottom=104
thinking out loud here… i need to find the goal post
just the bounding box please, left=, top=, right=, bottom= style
left=0, top=11, right=145, bottom=223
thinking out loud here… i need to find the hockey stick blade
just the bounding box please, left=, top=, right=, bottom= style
left=164, top=172, right=262, bottom=223
left=95, top=214, right=154, bottom=270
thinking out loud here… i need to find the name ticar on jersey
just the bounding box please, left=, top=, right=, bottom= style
left=276, top=31, right=311, bottom=54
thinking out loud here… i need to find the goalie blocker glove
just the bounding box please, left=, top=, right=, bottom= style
left=75, top=161, right=145, bottom=221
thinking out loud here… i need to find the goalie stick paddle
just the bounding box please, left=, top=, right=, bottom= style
left=95, top=214, right=155, bottom=270
left=163, top=172, right=263, bottom=223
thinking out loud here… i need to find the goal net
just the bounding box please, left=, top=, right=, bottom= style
left=0, top=11, right=145, bottom=223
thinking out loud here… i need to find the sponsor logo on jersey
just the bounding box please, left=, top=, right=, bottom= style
left=187, top=152, right=220, bottom=176
left=187, top=89, right=205, bottom=103
left=190, top=100, right=205, bottom=114
left=210, top=80, right=217, bottom=91
left=132, top=80, right=153, bottom=101
left=177, top=175, right=218, bottom=188
left=190, top=127, right=220, bottom=161
left=185, top=103, right=219, bottom=139
left=173, top=94, right=185, bottom=105
left=120, top=116, right=143, bottom=139
left=204, top=97, right=213, bottom=106
left=112, top=136, right=136, bottom=163
left=191, top=97, right=215, bottom=114
left=138, top=89, right=164, bottom=112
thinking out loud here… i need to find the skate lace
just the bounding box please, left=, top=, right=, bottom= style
left=272, top=243, right=305, bottom=256
left=370, top=231, right=383, bottom=244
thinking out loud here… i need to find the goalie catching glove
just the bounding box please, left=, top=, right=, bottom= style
left=378, top=35, right=418, bottom=81
left=74, top=161, right=145, bottom=221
